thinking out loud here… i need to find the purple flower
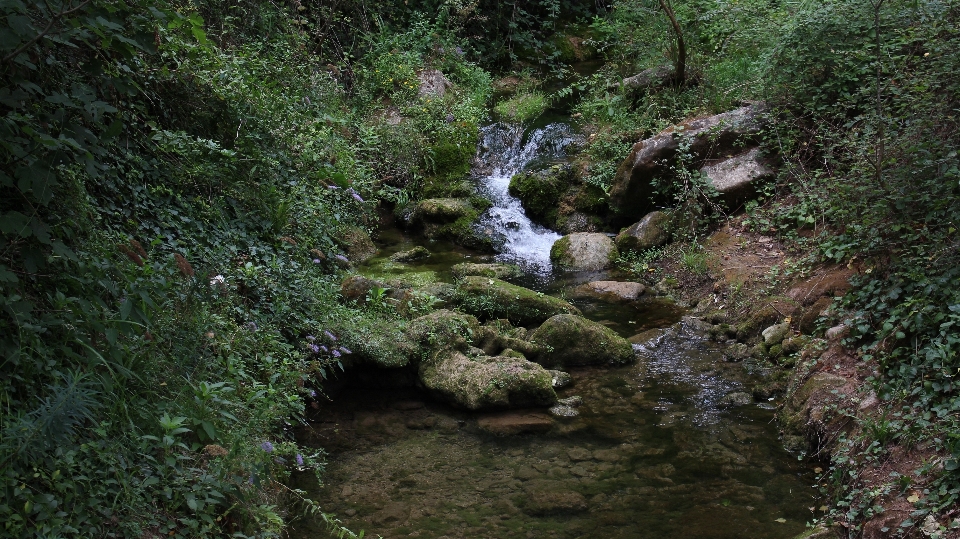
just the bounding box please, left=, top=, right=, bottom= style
left=332, top=349, right=341, bottom=358
left=320, top=345, right=328, bottom=353
left=335, top=254, right=349, bottom=263
left=324, top=330, right=337, bottom=341
left=340, top=347, right=352, bottom=354
left=308, top=390, right=316, bottom=398
left=438, top=47, right=445, bottom=54
left=296, top=454, right=304, bottom=466
left=455, top=46, right=464, bottom=56
left=309, top=344, right=320, bottom=353
left=260, top=441, right=274, bottom=453
left=327, top=185, right=339, bottom=190
left=306, top=335, right=315, bottom=342
left=445, top=113, right=455, bottom=123
left=351, top=191, right=364, bottom=203
left=246, top=321, right=258, bottom=331
left=313, top=258, right=322, bottom=264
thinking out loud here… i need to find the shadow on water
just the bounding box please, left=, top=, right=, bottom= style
left=291, top=120, right=819, bottom=539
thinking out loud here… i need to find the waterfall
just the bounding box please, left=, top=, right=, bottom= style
left=473, top=122, right=583, bottom=274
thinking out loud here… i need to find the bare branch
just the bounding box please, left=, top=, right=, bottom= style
left=2, top=0, right=93, bottom=65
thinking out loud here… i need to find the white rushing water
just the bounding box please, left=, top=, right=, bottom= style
left=473, top=122, right=583, bottom=274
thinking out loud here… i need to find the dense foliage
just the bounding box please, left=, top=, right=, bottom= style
left=2, top=0, right=959, bottom=536
left=0, top=0, right=488, bottom=536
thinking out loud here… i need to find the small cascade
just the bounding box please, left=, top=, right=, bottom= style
left=473, top=122, right=583, bottom=274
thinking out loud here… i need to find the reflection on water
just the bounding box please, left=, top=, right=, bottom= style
left=292, top=318, right=817, bottom=539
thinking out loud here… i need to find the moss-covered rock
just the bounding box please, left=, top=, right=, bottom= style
left=530, top=314, right=635, bottom=367
left=404, top=309, right=480, bottom=356
left=509, top=165, right=574, bottom=228
left=550, top=233, right=618, bottom=271
left=450, top=262, right=522, bottom=280
left=454, top=276, right=580, bottom=326
left=333, top=316, right=418, bottom=369
left=474, top=320, right=545, bottom=359
left=419, top=350, right=557, bottom=410
left=780, top=372, right=850, bottom=453
left=334, top=226, right=378, bottom=263
left=410, top=197, right=495, bottom=251
left=390, top=246, right=431, bottom=263
left=736, top=305, right=781, bottom=342
left=615, top=211, right=671, bottom=254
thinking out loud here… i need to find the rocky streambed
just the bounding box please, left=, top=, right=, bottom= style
left=290, top=231, right=820, bottom=539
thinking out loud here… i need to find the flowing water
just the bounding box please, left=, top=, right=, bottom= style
left=473, top=121, right=582, bottom=277
left=291, top=122, right=818, bottom=539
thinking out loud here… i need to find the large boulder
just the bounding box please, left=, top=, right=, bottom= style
left=700, top=147, right=775, bottom=208
left=615, top=211, right=671, bottom=253
left=418, top=350, right=557, bottom=410
left=455, top=276, right=580, bottom=326
left=509, top=165, right=574, bottom=228
left=530, top=314, right=635, bottom=367
left=609, top=104, right=767, bottom=221
left=409, top=198, right=493, bottom=251
left=412, top=198, right=474, bottom=224
left=404, top=310, right=480, bottom=355
left=509, top=165, right=607, bottom=233
left=550, top=233, right=618, bottom=271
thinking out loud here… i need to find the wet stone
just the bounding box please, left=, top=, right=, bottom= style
left=567, top=447, right=593, bottom=461
left=549, top=404, right=579, bottom=418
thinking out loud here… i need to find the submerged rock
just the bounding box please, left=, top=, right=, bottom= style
left=615, top=211, right=671, bottom=253
left=572, top=280, right=646, bottom=303
left=549, top=404, right=579, bottom=418
left=477, top=412, right=554, bottom=436
left=718, top=391, right=754, bottom=408
left=523, top=484, right=588, bottom=515
left=419, top=350, right=557, bottom=410
left=531, top=314, right=635, bottom=367
left=455, top=276, right=580, bottom=326
left=550, top=232, right=618, bottom=271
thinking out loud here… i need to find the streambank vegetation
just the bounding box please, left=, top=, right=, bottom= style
left=1, top=0, right=958, bottom=537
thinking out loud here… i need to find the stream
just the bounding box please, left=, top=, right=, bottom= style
left=292, top=121, right=818, bottom=539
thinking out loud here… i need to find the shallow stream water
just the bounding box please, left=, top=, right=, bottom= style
left=291, top=122, right=818, bottom=539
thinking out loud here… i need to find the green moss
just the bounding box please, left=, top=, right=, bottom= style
left=549, top=235, right=571, bottom=263
left=495, top=92, right=548, bottom=123
left=454, top=276, right=580, bottom=326
left=530, top=314, right=635, bottom=367
left=508, top=165, right=573, bottom=228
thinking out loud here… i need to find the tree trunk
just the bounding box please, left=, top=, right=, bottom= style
left=658, top=0, right=686, bottom=87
